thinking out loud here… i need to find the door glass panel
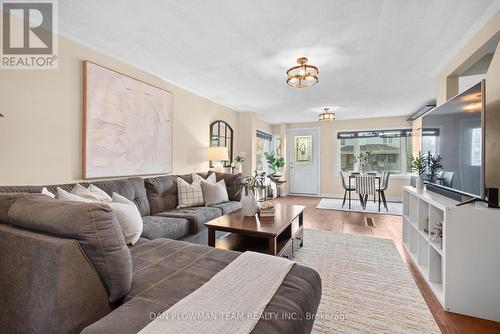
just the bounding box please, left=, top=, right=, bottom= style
left=294, top=135, right=312, bottom=164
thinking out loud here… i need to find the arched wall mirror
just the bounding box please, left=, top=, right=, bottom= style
left=210, top=120, right=233, bottom=167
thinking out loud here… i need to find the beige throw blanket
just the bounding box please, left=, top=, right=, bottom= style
left=138, top=251, right=294, bottom=334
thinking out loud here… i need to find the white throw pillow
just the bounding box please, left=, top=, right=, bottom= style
left=41, top=187, right=55, bottom=198
left=56, top=187, right=96, bottom=203
left=70, top=183, right=102, bottom=203
left=88, top=184, right=112, bottom=203
left=177, top=175, right=205, bottom=208
left=108, top=193, right=143, bottom=245
left=200, top=179, right=229, bottom=206
left=206, top=173, right=216, bottom=183
left=192, top=173, right=216, bottom=184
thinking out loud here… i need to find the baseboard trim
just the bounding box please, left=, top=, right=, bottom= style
left=320, top=193, right=402, bottom=203
left=288, top=193, right=320, bottom=197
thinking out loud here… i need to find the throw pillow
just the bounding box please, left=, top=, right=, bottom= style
left=200, top=179, right=229, bottom=206
left=88, top=184, right=112, bottom=203
left=41, top=187, right=55, bottom=198
left=56, top=187, right=96, bottom=203
left=177, top=176, right=204, bottom=209
left=192, top=172, right=216, bottom=184
left=70, top=183, right=102, bottom=203
left=108, top=193, right=143, bottom=245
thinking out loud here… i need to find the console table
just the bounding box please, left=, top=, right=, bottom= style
left=205, top=203, right=304, bottom=259
left=402, top=186, right=500, bottom=321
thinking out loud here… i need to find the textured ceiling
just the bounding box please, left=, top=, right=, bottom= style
left=59, top=0, right=499, bottom=123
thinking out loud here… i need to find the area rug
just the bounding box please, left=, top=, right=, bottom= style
left=179, top=226, right=228, bottom=245
left=295, top=229, right=440, bottom=334
left=316, top=198, right=403, bottom=216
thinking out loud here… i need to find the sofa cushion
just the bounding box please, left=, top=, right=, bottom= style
left=145, top=175, right=178, bottom=214
left=145, top=172, right=214, bottom=215
left=211, top=201, right=242, bottom=214
left=91, top=178, right=150, bottom=217
left=155, top=206, right=222, bottom=234
left=141, top=216, right=189, bottom=240
left=0, top=193, right=51, bottom=222
left=6, top=194, right=132, bottom=303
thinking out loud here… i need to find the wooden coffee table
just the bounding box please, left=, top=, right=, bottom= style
left=205, top=203, right=305, bottom=258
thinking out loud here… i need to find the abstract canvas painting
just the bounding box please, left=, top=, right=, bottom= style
left=83, top=61, right=173, bottom=178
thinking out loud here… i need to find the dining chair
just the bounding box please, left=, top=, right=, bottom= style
left=376, top=171, right=391, bottom=212
left=355, top=174, right=376, bottom=209
left=439, top=171, right=454, bottom=188
left=340, top=171, right=355, bottom=208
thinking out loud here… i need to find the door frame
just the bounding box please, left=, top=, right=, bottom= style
left=287, top=127, right=321, bottom=195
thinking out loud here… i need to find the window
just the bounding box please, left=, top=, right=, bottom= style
left=272, top=134, right=282, bottom=157
left=422, top=128, right=440, bottom=156
left=470, top=127, right=481, bottom=166
left=256, top=130, right=272, bottom=173
left=338, top=129, right=412, bottom=174
left=210, top=120, right=233, bottom=167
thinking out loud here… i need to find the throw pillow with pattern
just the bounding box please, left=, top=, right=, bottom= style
left=177, top=176, right=204, bottom=209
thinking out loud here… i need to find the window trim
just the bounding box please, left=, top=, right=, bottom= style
left=334, top=127, right=412, bottom=179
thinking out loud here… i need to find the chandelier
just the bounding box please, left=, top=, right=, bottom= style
left=286, top=57, right=319, bottom=88
left=318, top=107, right=335, bottom=122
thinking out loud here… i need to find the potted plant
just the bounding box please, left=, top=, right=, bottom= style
left=354, top=151, right=373, bottom=172
left=234, top=152, right=246, bottom=174
left=264, top=152, right=286, bottom=198
left=409, top=152, right=426, bottom=192
left=237, top=171, right=266, bottom=216
left=426, top=151, right=443, bottom=183
left=264, top=151, right=285, bottom=176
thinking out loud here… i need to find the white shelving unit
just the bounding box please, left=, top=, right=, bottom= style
left=402, top=186, right=500, bottom=322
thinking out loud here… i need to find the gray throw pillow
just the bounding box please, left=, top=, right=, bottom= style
left=200, top=179, right=229, bottom=206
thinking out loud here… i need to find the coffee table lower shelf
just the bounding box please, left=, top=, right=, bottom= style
left=215, top=226, right=303, bottom=259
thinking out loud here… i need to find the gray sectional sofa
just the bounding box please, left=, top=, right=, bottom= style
left=0, top=172, right=321, bottom=334
left=0, top=171, right=243, bottom=242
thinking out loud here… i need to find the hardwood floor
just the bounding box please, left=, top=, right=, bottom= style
left=273, top=195, right=500, bottom=334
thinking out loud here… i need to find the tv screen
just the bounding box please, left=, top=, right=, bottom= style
left=422, top=80, right=484, bottom=198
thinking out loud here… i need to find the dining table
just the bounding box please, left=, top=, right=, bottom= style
left=347, top=172, right=382, bottom=212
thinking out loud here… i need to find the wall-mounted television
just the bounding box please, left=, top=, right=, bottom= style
left=422, top=80, right=485, bottom=199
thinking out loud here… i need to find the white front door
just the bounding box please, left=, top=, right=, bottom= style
left=288, top=128, right=320, bottom=195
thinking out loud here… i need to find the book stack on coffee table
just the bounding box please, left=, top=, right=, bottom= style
left=258, top=202, right=275, bottom=218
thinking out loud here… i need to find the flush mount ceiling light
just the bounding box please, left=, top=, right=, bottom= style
left=286, top=57, right=319, bottom=88
left=318, top=107, right=335, bottom=122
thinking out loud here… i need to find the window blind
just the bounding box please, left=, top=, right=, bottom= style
left=256, top=130, right=272, bottom=141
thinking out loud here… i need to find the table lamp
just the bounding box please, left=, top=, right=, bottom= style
left=208, top=146, right=229, bottom=173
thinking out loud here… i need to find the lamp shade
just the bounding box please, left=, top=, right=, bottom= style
left=208, top=146, right=229, bottom=161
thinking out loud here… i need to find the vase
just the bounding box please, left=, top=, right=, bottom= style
left=234, top=162, right=242, bottom=174
left=241, top=188, right=258, bottom=217
left=416, top=175, right=424, bottom=192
